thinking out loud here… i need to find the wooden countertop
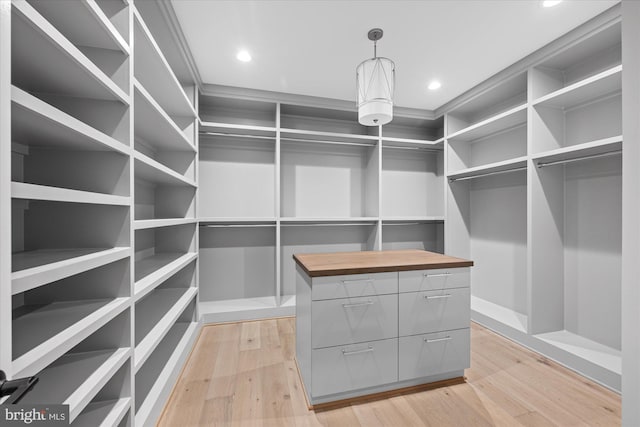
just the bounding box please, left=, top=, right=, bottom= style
left=293, top=249, right=473, bottom=277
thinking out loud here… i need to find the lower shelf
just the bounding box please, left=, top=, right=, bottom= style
left=72, top=397, right=131, bottom=427
left=471, top=295, right=528, bottom=333
left=199, top=296, right=295, bottom=324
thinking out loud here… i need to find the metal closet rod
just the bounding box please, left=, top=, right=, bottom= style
left=536, top=149, right=622, bottom=168
left=383, top=145, right=441, bottom=152
left=281, top=222, right=376, bottom=227
left=280, top=136, right=375, bottom=148
left=200, top=223, right=276, bottom=228
left=449, top=166, right=527, bottom=182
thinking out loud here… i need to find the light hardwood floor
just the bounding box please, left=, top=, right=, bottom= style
left=157, top=318, right=620, bottom=426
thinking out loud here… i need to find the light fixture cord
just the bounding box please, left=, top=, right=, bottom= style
left=373, top=39, right=377, bottom=58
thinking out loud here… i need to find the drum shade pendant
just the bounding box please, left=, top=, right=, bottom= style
left=356, top=28, right=395, bottom=126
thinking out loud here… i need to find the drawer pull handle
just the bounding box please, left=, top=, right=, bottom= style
left=423, top=272, right=451, bottom=278
left=342, top=300, right=374, bottom=308
left=341, top=278, right=373, bottom=284
left=424, top=294, right=451, bottom=300
left=342, top=346, right=374, bottom=356
left=424, top=336, right=452, bottom=343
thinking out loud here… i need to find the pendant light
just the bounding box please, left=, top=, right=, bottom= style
left=356, top=28, right=395, bottom=126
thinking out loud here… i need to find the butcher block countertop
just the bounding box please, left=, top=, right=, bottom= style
left=293, top=249, right=474, bottom=277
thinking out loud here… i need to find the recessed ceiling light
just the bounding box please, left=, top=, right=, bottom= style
left=428, top=80, right=442, bottom=91
left=236, top=50, right=252, bottom=62
left=542, top=0, right=562, bottom=7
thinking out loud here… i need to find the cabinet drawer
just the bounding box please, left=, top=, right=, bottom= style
left=399, top=329, right=470, bottom=381
left=399, top=287, right=469, bottom=336
left=312, top=338, right=398, bottom=397
left=312, top=294, right=397, bottom=348
left=311, top=272, right=397, bottom=301
left=399, top=268, right=469, bottom=293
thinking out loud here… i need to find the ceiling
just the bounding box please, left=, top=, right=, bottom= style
left=171, top=0, right=619, bottom=111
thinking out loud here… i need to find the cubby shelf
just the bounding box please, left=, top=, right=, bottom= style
left=134, top=321, right=199, bottom=426
left=27, top=0, right=129, bottom=54
left=134, top=287, right=197, bottom=372
left=20, top=348, right=131, bottom=423
left=447, top=104, right=527, bottom=142
left=135, top=252, right=197, bottom=297
left=134, top=80, right=195, bottom=152
left=12, top=247, right=131, bottom=295
left=134, top=218, right=197, bottom=230
left=447, top=156, right=528, bottom=181
left=134, top=151, right=197, bottom=187
left=12, top=182, right=130, bottom=206
left=532, top=65, right=622, bottom=110
left=12, top=297, right=129, bottom=378
left=72, top=397, right=131, bottom=427
left=532, top=135, right=622, bottom=166
left=133, top=8, right=195, bottom=118
left=12, top=0, right=129, bottom=104
left=11, top=86, right=129, bottom=154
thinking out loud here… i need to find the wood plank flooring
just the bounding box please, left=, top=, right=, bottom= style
left=157, top=318, right=620, bottom=426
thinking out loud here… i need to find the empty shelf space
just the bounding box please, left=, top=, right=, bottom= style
left=134, top=252, right=196, bottom=300
left=280, top=217, right=379, bottom=225
left=12, top=0, right=129, bottom=104
left=134, top=152, right=196, bottom=187
left=471, top=296, right=528, bottom=334
left=535, top=330, right=621, bottom=374
left=382, top=216, right=445, bottom=224
left=12, top=297, right=129, bottom=377
left=447, top=104, right=527, bottom=142
left=135, top=252, right=194, bottom=284
left=12, top=182, right=130, bottom=206
left=533, top=136, right=622, bottom=166
left=72, top=397, right=131, bottom=427
left=27, top=0, right=129, bottom=54
left=199, top=217, right=277, bottom=225
left=12, top=247, right=130, bottom=295
left=448, top=157, right=528, bottom=181
left=11, top=86, right=129, bottom=154
left=134, top=321, right=198, bottom=426
left=381, top=137, right=441, bottom=148
left=133, top=9, right=195, bottom=118
left=134, top=80, right=195, bottom=152
left=20, top=348, right=130, bottom=422
left=280, top=128, right=379, bottom=146
left=134, top=218, right=197, bottom=230
left=533, top=66, right=621, bottom=110
left=134, top=287, right=197, bottom=371
left=200, top=121, right=277, bottom=139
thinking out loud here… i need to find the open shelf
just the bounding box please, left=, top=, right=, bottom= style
left=134, top=218, right=196, bottom=230
left=134, top=252, right=196, bottom=300
left=280, top=103, right=378, bottom=138
left=12, top=297, right=129, bottom=377
left=133, top=9, right=195, bottom=118
left=382, top=216, right=445, bottom=223
left=280, top=128, right=379, bottom=146
left=199, top=218, right=277, bottom=225
left=134, top=319, right=198, bottom=426
left=472, top=296, right=528, bottom=333
left=200, top=121, right=277, bottom=139
left=12, top=247, right=130, bottom=295
left=135, top=287, right=197, bottom=371
left=199, top=95, right=277, bottom=128
left=380, top=114, right=444, bottom=143
left=12, top=0, right=129, bottom=104
left=381, top=221, right=444, bottom=253
left=447, top=157, right=528, bottom=182
left=27, top=0, right=129, bottom=54
left=12, top=182, right=129, bottom=206
left=20, top=347, right=130, bottom=422
left=533, top=66, right=621, bottom=110
left=134, top=151, right=196, bottom=188
left=11, top=86, right=129, bottom=154
left=72, top=397, right=131, bottom=427
left=533, top=135, right=622, bottom=166
left=447, top=104, right=527, bottom=142
left=199, top=296, right=292, bottom=324
left=280, top=217, right=378, bottom=225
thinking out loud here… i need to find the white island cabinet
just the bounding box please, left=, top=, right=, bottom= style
left=294, top=249, right=473, bottom=409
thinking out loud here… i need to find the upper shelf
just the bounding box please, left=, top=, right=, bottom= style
left=532, top=65, right=621, bottom=110
left=11, top=86, right=130, bottom=154
left=27, top=0, right=129, bottom=54
left=447, top=104, right=527, bottom=143
left=133, top=8, right=196, bottom=119
left=532, top=135, right=622, bottom=166
left=134, top=80, right=196, bottom=152
left=447, top=156, right=528, bottom=182
left=200, top=121, right=277, bottom=140
left=280, top=128, right=379, bottom=146
left=12, top=0, right=129, bottom=104
left=134, top=151, right=197, bottom=187
left=12, top=182, right=130, bottom=206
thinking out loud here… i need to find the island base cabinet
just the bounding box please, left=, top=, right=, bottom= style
left=399, top=328, right=470, bottom=381
left=311, top=338, right=398, bottom=397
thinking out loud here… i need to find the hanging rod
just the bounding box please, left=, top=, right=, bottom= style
left=200, top=223, right=276, bottom=228
left=280, top=136, right=375, bottom=148
left=536, top=149, right=622, bottom=168
left=281, top=222, right=376, bottom=227
left=383, top=145, right=441, bottom=152
left=449, top=166, right=527, bottom=182
left=199, top=131, right=276, bottom=141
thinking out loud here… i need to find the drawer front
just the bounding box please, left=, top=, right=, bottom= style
left=399, top=268, right=470, bottom=293
left=399, top=329, right=470, bottom=381
left=312, top=338, right=398, bottom=397
left=399, top=287, right=469, bottom=336
left=311, top=272, right=397, bottom=301
left=312, top=294, right=398, bottom=348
